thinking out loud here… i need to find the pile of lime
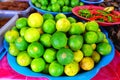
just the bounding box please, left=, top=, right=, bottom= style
left=31, top=0, right=84, bottom=12
left=4, top=13, right=112, bottom=77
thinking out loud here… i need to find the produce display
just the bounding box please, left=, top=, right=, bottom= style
left=0, top=1, right=29, bottom=10
left=31, top=0, right=84, bottom=12
left=78, top=7, right=120, bottom=23
left=0, top=18, right=10, bottom=28
left=4, top=12, right=112, bottom=77
left=98, top=0, right=120, bottom=52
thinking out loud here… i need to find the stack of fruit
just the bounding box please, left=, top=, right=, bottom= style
left=31, top=0, right=84, bottom=13
left=4, top=12, right=112, bottom=77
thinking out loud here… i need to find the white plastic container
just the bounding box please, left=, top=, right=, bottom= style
left=0, top=14, right=18, bottom=50
left=0, top=1, right=31, bottom=17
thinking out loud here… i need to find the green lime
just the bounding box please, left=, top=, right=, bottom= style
left=69, top=23, right=83, bottom=35
left=39, top=0, right=48, bottom=6
left=57, top=0, right=64, bottom=7
left=68, top=35, right=83, bottom=51
left=27, top=42, right=44, bottom=58
left=40, top=34, right=52, bottom=47
left=20, top=27, right=28, bottom=37
left=16, top=17, right=27, bottom=29
left=81, top=44, right=93, bottom=57
left=51, top=0, right=57, bottom=4
left=51, top=31, right=67, bottom=49
left=55, top=13, right=67, bottom=21
left=64, top=0, right=69, bottom=6
left=35, top=2, right=41, bottom=8
left=9, top=43, right=19, bottom=56
left=43, top=48, right=56, bottom=63
left=57, top=48, right=74, bottom=65
left=84, top=31, right=98, bottom=44
left=62, top=6, right=69, bottom=12
left=96, top=31, right=104, bottom=43
left=49, top=61, right=64, bottom=76
left=43, top=13, right=54, bottom=20
left=43, top=19, right=56, bottom=34
left=41, top=6, right=47, bottom=10
left=31, top=58, right=46, bottom=72
left=67, top=17, right=76, bottom=23
left=70, top=0, right=79, bottom=7
left=52, top=3, right=60, bottom=12
left=96, top=42, right=112, bottom=55
left=47, top=5, right=52, bottom=11
left=85, top=21, right=99, bottom=32
left=15, top=37, right=28, bottom=51
left=32, top=0, right=37, bottom=4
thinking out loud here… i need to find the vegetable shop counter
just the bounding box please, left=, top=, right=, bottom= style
left=0, top=50, right=120, bottom=80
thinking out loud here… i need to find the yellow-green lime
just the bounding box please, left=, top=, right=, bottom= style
left=55, top=13, right=67, bottom=21
left=64, top=61, right=80, bottom=76
left=28, top=13, right=43, bottom=28
left=40, top=34, right=52, bottom=47
left=73, top=50, right=83, bottom=62
left=17, top=51, right=32, bottom=66
left=81, top=44, right=93, bottom=57
left=56, top=18, right=71, bottom=32
left=92, top=51, right=101, bottom=63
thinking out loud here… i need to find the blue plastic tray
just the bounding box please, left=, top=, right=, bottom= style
left=29, top=0, right=72, bottom=16
left=3, top=27, right=115, bottom=80
left=81, top=0, right=104, bottom=4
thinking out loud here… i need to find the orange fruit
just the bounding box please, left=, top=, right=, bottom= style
left=80, top=57, right=94, bottom=71
left=57, top=48, right=74, bottom=65
left=27, top=42, right=44, bottom=58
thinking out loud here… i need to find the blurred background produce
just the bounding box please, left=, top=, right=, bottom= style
left=99, top=0, right=120, bottom=52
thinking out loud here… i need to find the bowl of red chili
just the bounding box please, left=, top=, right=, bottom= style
left=72, top=5, right=120, bottom=26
